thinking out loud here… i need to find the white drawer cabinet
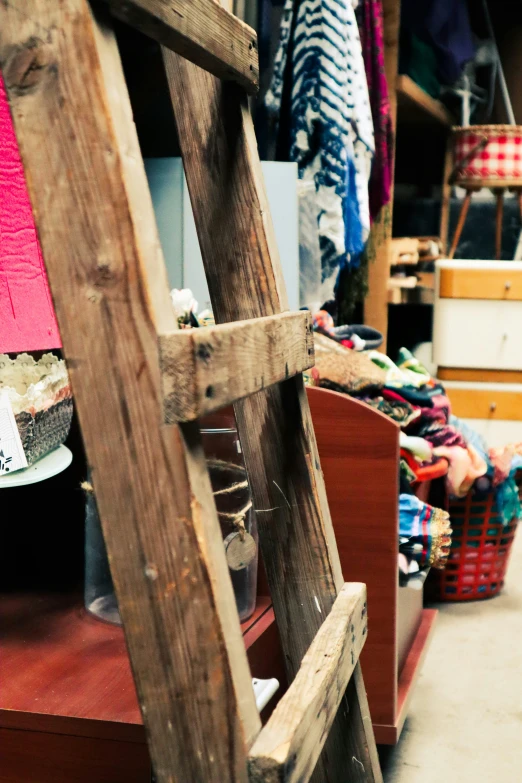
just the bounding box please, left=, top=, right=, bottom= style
left=434, top=260, right=522, bottom=372
left=434, top=261, right=522, bottom=440
left=434, top=298, right=522, bottom=370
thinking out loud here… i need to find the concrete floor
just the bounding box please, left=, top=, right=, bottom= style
left=381, top=531, right=522, bottom=783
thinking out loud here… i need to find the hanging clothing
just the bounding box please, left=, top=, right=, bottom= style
left=355, top=0, right=393, bottom=220
left=266, top=0, right=374, bottom=293
left=400, top=0, right=475, bottom=86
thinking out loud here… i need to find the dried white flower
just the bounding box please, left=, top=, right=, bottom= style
left=170, top=288, right=198, bottom=320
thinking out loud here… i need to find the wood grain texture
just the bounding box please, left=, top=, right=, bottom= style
left=105, top=0, right=259, bottom=93
left=396, top=75, right=453, bottom=126
left=160, top=312, right=314, bottom=422
left=163, top=50, right=382, bottom=783
left=0, top=4, right=260, bottom=782
left=343, top=665, right=383, bottom=779
left=248, top=583, right=368, bottom=783
left=448, top=191, right=472, bottom=260
left=439, top=267, right=522, bottom=300
left=396, top=586, right=423, bottom=675
left=438, top=367, right=522, bottom=383
left=307, top=387, right=399, bottom=729
left=445, top=387, right=522, bottom=421
left=0, top=593, right=277, bottom=732
left=373, top=609, right=437, bottom=745
left=439, top=136, right=454, bottom=255
left=0, top=592, right=284, bottom=781
left=0, top=593, right=143, bottom=742
left=0, top=727, right=151, bottom=783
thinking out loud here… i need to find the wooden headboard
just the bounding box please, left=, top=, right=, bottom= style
left=307, top=386, right=400, bottom=727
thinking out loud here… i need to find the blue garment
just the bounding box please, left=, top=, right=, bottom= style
left=450, top=415, right=489, bottom=466
left=399, top=494, right=452, bottom=569
left=495, top=470, right=521, bottom=527
left=266, top=0, right=374, bottom=290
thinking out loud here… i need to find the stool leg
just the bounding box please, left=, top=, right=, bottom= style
left=448, top=190, right=472, bottom=259
left=495, top=189, right=504, bottom=260
left=517, top=189, right=522, bottom=223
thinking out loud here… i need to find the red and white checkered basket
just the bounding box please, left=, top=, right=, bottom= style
left=452, top=125, right=522, bottom=186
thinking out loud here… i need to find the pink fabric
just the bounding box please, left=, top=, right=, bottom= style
left=489, top=443, right=518, bottom=486
left=433, top=443, right=487, bottom=498
left=357, top=0, right=393, bottom=220
left=0, top=72, right=60, bottom=353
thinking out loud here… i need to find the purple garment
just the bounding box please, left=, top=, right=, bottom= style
left=356, top=0, right=393, bottom=221
left=401, top=0, right=475, bottom=85
left=417, top=421, right=467, bottom=449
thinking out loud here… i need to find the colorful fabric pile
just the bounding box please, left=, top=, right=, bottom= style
left=399, top=494, right=452, bottom=588
left=308, top=323, right=522, bottom=586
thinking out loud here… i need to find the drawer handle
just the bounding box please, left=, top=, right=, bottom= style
left=490, top=402, right=497, bottom=412
left=505, top=281, right=512, bottom=291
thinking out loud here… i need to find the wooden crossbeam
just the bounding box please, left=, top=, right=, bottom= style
left=248, top=583, right=368, bottom=783
left=159, top=312, right=314, bottom=422
left=0, top=4, right=260, bottom=781
left=105, top=0, right=259, bottom=93
left=163, top=49, right=383, bottom=783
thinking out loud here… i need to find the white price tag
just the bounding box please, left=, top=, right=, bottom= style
left=0, top=390, right=28, bottom=476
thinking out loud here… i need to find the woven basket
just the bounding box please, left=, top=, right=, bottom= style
left=0, top=353, right=73, bottom=466
left=427, top=489, right=518, bottom=601
left=452, top=124, right=522, bottom=188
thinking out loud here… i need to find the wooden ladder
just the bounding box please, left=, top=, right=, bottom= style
left=0, top=3, right=383, bottom=781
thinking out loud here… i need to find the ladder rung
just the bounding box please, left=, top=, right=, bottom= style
left=247, top=583, right=368, bottom=783
left=159, top=311, right=314, bottom=422
left=105, top=0, right=259, bottom=93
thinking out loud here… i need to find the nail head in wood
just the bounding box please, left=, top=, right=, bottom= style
left=105, top=0, right=259, bottom=93
left=159, top=311, right=315, bottom=422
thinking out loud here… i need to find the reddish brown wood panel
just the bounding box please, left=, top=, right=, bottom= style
left=0, top=593, right=142, bottom=740
left=307, top=386, right=400, bottom=728
left=373, top=608, right=438, bottom=744
left=0, top=728, right=151, bottom=783
left=0, top=593, right=278, bottom=736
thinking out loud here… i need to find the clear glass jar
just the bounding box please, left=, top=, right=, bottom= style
left=85, top=426, right=258, bottom=625
left=200, top=427, right=258, bottom=623
left=84, top=484, right=121, bottom=625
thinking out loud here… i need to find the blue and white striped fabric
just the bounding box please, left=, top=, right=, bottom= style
left=266, top=0, right=374, bottom=290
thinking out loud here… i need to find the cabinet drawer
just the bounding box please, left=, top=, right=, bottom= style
left=439, top=267, right=522, bottom=300
left=433, top=299, right=522, bottom=370
left=445, top=385, right=522, bottom=421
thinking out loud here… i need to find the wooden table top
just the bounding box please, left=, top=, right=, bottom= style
left=0, top=592, right=272, bottom=742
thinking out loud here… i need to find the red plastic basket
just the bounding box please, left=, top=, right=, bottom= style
left=428, top=491, right=518, bottom=601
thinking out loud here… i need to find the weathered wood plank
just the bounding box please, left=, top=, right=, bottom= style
left=248, top=583, right=368, bottom=783
left=0, top=4, right=260, bottom=782
left=159, top=312, right=314, bottom=422
left=163, top=49, right=383, bottom=783
left=105, top=0, right=259, bottom=93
